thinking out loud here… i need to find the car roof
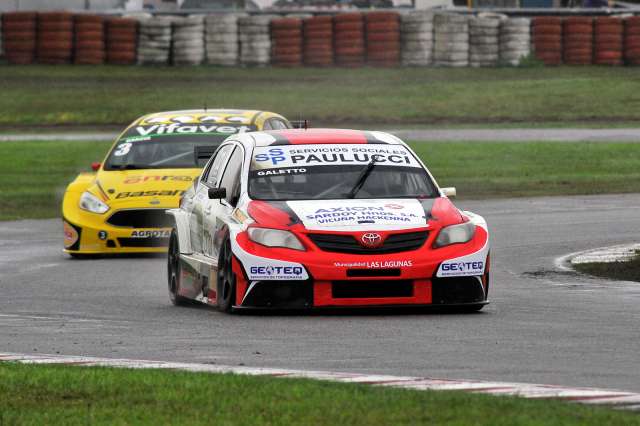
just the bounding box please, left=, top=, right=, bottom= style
left=234, top=129, right=407, bottom=149
left=133, top=109, right=279, bottom=127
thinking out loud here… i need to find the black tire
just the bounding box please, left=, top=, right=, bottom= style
left=459, top=304, right=485, bottom=313
left=216, top=236, right=236, bottom=313
left=168, top=229, right=189, bottom=306
left=68, top=252, right=97, bottom=259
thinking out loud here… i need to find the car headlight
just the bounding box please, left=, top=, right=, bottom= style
left=79, top=191, right=110, bottom=214
left=247, top=227, right=305, bottom=251
left=433, top=221, right=475, bottom=248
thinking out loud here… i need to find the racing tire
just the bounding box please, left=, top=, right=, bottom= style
left=216, top=236, right=236, bottom=313
left=168, top=230, right=190, bottom=306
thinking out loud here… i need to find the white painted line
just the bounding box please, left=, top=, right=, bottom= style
left=1, top=352, right=639, bottom=412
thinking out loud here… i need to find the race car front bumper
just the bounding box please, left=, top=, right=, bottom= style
left=230, top=228, right=490, bottom=309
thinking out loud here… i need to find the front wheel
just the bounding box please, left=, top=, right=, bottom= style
left=216, top=236, right=236, bottom=313
left=168, top=230, right=189, bottom=306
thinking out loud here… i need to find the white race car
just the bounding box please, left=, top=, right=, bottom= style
left=167, top=129, right=490, bottom=312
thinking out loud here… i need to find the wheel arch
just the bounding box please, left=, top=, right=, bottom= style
left=166, top=208, right=193, bottom=254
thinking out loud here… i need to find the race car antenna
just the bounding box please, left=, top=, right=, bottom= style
left=203, top=101, right=208, bottom=112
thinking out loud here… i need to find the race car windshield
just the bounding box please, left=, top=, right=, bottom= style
left=104, top=135, right=227, bottom=170
left=249, top=144, right=438, bottom=200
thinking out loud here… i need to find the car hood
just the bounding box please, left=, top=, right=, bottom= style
left=94, top=168, right=201, bottom=206
left=247, top=197, right=464, bottom=232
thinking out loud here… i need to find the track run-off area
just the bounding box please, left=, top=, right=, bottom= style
left=1, top=194, right=639, bottom=396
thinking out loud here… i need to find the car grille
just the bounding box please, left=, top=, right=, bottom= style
left=106, top=209, right=173, bottom=228
left=117, top=237, right=169, bottom=248
left=307, top=231, right=428, bottom=254
left=332, top=280, right=413, bottom=298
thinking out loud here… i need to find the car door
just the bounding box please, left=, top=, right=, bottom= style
left=202, top=144, right=244, bottom=260
left=190, top=144, right=233, bottom=255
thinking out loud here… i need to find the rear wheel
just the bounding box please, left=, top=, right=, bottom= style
left=216, top=236, right=236, bottom=313
left=168, top=230, right=189, bottom=306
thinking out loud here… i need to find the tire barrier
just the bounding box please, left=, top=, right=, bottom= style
left=106, top=17, right=137, bottom=65
left=238, top=15, right=273, bottom=67
left=172, top=15, right=205, bottom=66
left=1, top=12, right=37, bottom=64
left=303, top=15, right=333, bottom=67
left=74, top=14, right=105, bottom=65
left=334, top=13, right=365, bottom=67
left=137, top=16, right=172, bottom=65
left=625, top=16, right=640, bottom=65
left=533, top=16, right=563, bottom=65
left=36, top=12, right=74, bottom=64
left=499, top=17, right=530, bottom=66
left=434, top=13, right=469, bottom=67
left=366, top=11, right=401, bottom=67
left=594, top=17, right=623, bottom=66
left=469, top=14, right=503, bottom=67
left=401, top=11, right=433, bottom=67
left=563, top=17, right=592, bottom=66
left=205, top=13, right=243, bottom=66
left=271, top=17, right=303, bottom=67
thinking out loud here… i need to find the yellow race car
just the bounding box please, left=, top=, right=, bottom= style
left=62, top=109, right=291, bottom=257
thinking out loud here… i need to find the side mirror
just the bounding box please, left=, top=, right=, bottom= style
left=441, top=187, right=457, bottom=198
left=91, top=162, right=101, bottom=171
left=208, top=187, right=226, bottom=200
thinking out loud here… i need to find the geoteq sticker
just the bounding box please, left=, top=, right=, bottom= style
left=251, top=144, right=422, bottom=170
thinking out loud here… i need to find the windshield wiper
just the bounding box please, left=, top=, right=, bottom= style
left=346, top=156, right=378, bottom=199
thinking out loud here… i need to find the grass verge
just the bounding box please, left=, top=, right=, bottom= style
left=3, top=66, right=640, bottom=127
left=1, top=363, right=638, bottom=426
left=573, top=254, right=640, bottom=283
left=4, top=140, right=640, bottom=221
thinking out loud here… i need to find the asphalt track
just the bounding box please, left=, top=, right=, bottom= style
left=1, top=194, right=639, bottom=392
left=4, top=128, right=640, bottom=142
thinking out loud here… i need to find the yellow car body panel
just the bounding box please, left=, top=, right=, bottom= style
left=62, top=109, right=289, bottom=255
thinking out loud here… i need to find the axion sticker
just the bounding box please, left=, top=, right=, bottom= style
left=134, top=124, right=256, bottom=137
left=288, top=199, right=427, bottom=231
left=251, top=144, right=422, bottom=169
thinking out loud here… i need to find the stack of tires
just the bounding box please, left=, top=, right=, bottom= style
left=303, top=15, right=333, bottom=67
left=594, top=17, right=623, bottom=66
left=365, top=11, right=400, bottom=67
left=172, top=16, right=205, bottom=66
left=205, top=14, right=242, bottom=66
left=433, top=13, right=469, bottom=67
left=106, top=17, right=137, bottom=65
left=563, top=17, right=592, bottom=65
left=137, top=17, right=172, bottom=65
left=238, top=15, right=272, bottom=67
left=499, top=18, right=530, bottom=66
left=74, top=14, right=105, bottom=65
left=400, top=11, right=433, bottom=67
left=469, top=15, right=502, bottom=67
left=334, top=13, right=365, bottom=67
left=271, top=17, right=303, bottom=67
left=624, top=16, right=640, bottom=65
left=37, top=12, right=74, bottom=64
left=2, top=12, right=37, bottom=64
left=532, top=17, right=562, bottom=65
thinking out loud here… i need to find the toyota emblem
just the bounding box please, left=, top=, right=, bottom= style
left=361, top=233, right=383, bottom=248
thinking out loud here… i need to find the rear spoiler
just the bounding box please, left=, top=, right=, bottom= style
left=194, top=145, right=218, bottom=167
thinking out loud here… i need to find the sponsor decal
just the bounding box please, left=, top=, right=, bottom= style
left=252, top=145, right=422, bottom=169
left=134, top=124, right=254, bottom=137
left=98, top=231, right=108, bottom=240
left=248, top=265, right=306, bottom=280
left=63, top=221, right=79, bottom=249
left=123, top=175, right=194, bottom=184
left=139, top=114, right=251, bottom=126
left=255, top=168, right=307, bottom=176
left=116, top=190, right=185, bottom=199
left=131, top=230, right=171, bottom=238
left=305, top=206, right=421, bottom=225
left=334, top=261, right=413, bottom=268
left=438, top=261, right=485, bottom=277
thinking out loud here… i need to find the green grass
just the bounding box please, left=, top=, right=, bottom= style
left=573, top=253, right=640, bottom=283
left=4, top=140, right=640, bottom=221
left=3, top=66, right=640, bottom=127
left=1, top=363, right=637, bottom=426
left=0, top=141, right=111, bottom=221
